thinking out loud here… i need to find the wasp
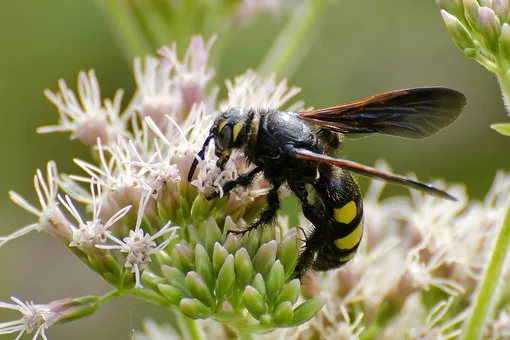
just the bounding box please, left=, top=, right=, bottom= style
left=188, top=87, right=466, bottom=278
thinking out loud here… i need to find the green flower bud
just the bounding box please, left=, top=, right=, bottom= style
left=161, top=265, right=190, bottom=295
left=275, top=279, right=301, bottom=306
left=441, top=10, right=477, bottom=55
left=492, top=0, right=509, bottom=23
left=172, top=244, right=195, bottom=273
left=273, top=301, right=294, bottom=326
left=180, top=298, right=212, bottom=319
left=158, top=283, right=184, bottom=305
left=215, top=254, right=235, bottom=302
left=204, top=216, right=222, bottom=254
left=234, top=248, right=254, bottom=288
left=464, top=0, right=481, bottom=30
left=259, top=314, right=273, bottom=326
left=243, top=286, right=267, bottom=318
left=277, top=229, right=298, bottom=279
left=265, top=260, right=285, bottom=303
left=212, top=242, right=229, bottom=274
left=241, top=229, right=261, bottom=257
left=499, top=23, right=510, bottom=60
left=252, top=240, right=277, bottom=278
left=260, top=224, right=278, bottom=245
left=478, top=7, right=501, bottom=53
left=288, top=297, right=326, bottom=327
left=185, top=271, right=216, bottom=308
left=141, top=271, right=165, bottom=291
left=194, top=244, right=215, bottom=290
left=252, top=273, right=267, bottom=299
left=223, top=233, right=239, bottom=254
left=186, top=224, right=203, bottom=246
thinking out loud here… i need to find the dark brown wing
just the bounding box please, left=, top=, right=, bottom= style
left=294, top=148, right=456, bottom=201
left=299, top=87, right=466, bottom=139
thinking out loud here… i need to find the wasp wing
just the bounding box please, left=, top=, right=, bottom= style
left=299, top=87, right=466, bottom=139
left=294, top=148, right=456, bottom=201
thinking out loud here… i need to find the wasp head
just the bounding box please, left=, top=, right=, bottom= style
left=188, top=107, right=250, bottom=182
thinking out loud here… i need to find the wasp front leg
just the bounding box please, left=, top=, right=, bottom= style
left=228, top=180, right=282, bottom=236
left=204, top=167, right=263, bottom=200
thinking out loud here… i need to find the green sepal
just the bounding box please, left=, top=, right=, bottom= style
left=215, top=254, right=235, bottom=303
left=243, top=286, right=267, bottom=319
left=180, top=298, right=213, bottom=319
left=234, top=247, right=254, bottom=288
left=185, top=271, right=216, bottom=308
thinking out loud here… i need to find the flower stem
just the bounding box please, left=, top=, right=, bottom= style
left=257, top=0, right=329, bottom=78
left=496, top=70, right=510, bottom=115
left=462, top=199, right=510, bottom=339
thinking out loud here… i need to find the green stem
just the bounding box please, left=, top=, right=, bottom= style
left=462, top=199, right=510, bottom=339
left=496, top=70, right=510, bottom=115
left=257, top=0, right=329, bottom=78
left=94, top=0, right=152, bottom=60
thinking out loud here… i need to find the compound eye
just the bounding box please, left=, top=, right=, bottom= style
left=216, top=125, right=232, bottom=150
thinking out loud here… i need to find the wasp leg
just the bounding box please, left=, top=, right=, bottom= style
left=205, top=167, right=262, bottom=200
left=228, top=180, right=282, bottom=236
left=288, top=182, right=327, bottom=279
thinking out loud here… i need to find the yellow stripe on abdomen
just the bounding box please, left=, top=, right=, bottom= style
left=334, top=222, right=363, bottom=250
left=333, top=201, right=357, bottom=224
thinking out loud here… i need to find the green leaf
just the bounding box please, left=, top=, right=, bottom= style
left=491, top=123, right=510, bottom=136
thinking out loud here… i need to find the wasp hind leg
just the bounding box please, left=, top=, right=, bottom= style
left=228, top=180, right=282, bottom=236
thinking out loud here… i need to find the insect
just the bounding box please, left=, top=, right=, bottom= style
left=188, top=87, right=467, bottom=278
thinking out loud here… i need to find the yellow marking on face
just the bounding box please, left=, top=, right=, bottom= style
left=339, top=251, right=356, bottom=262
left=333, top=201, right=357, bottom=224
left=334, top=222, right=363, bottom=250
left=232, top=121, right=244, bottom=142
left=218, top=120, right=228, bottom=133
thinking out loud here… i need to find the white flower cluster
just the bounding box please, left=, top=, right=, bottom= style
left=0, top=35, right=303, bottom=339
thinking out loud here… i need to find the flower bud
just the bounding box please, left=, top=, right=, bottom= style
left=277, top=229, right=298, bottom=279
left=180, top=298, right=212, bottom=319
left=436, top=0, right=465, bottom=19
left=275, top=279, right=300, bottom=306
left=273, top=301, right=294, bottom=326
left=492, top=0, right=509, bottom=23
left=215, top=254, right=235, bottom=302
left=235, top=248, right=254, bottom=288
left=161, top=265, right=189, bottom=295
left=212, top=242, right=229, bottom=274
left=499, top=23, right=510, bottom=60
left=441, top=10, right=477, bottom=56
left=204, top=217, right=222, bottom=253
left=158, top=283, right=184, bottom=305
left=464, top=0, right=481, bottom=29
left=194, top=244, right=215, bottom=290
left=185, top=271, right=216, bottom=308
left=252, top=240, right=277, bottom=278
left=252, top=273, right=267, bottom=299
left=172, top=244, right=195, bottom=273
left=243, top=286, right=267, bottom=318
left=266, top=260, right=285, bottom=302
left=478, top=7, right=502, bottom=53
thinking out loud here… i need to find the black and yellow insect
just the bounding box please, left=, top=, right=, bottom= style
left=188, top=87, right=467, bottom=278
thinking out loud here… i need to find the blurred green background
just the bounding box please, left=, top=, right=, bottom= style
left=0, top=0, right=508, bottom=339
